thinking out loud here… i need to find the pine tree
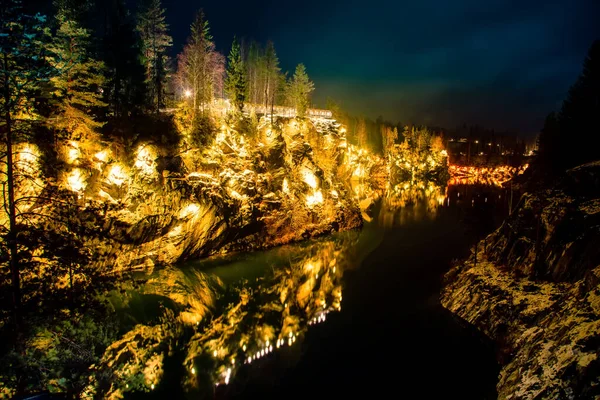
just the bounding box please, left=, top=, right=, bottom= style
left=0, top=0, right=53, bottom=320
left=101, top=0, right=147, bottom=117
left=381, top=124, right=398, bottom=158
left=136, top=0, right=172, bottom=113
left=176, top=10, right=224, bottom=116
left=263, top=41, right=281, bottom=115
left=537, top=112, right=561, bottom=170
left=245, top=41, right=262, bottom=104
left=558, top=40, right=600, bottom=168
left=288, top=63, right=314, bottom=117
left=48, top=7, right=107, bottom=142
left=225, top=37, right=247, bottom=114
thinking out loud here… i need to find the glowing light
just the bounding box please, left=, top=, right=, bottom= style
left=302, top=169, right=318, bottom=189
left=282, top=178, right=290, bottom=194
left=288, top=338, right=292, bottom=346
left=66, top=141, right=80, bottom=164
left=179, top=203, right=200, bottom=219
left=440, top=149, right=448, bottom=157
left=95, top=150, right=109, bottom=162
left=19, top=144, right=38, bottom=165
left=231, top=358, right=235, bottom=365
left=151, top=384, right=155, bottom=390
left=67, top=168, right=86, bottom=193
left=340, top=127, right=347, bottom=134
left=191, top=367, right=196, bottom=375
left=134, top=145, right=156, bottom=176
left=107, top=164, right=127, bottom=186
left=305, top=190, right=323, bottom=208
left=242, top=344, right=247, bottom=351
left=213, top=350, right=218, bottom=357
left=184, top=89, right=192, bottom=98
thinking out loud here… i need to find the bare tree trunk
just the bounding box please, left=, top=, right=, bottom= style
left=5, top=110, right=20, bottom=324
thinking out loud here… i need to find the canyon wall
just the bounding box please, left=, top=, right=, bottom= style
left=442, top=161, right=600, bottom=399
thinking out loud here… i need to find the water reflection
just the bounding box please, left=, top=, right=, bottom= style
left=89, top=231, right=359, bottom=397
left=352, top=179, right=448, bottom=228
left=90, top=179, right=502, bottom=398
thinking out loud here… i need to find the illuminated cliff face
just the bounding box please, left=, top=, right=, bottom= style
left=85, top=232, right=358, bottom=397
left=448, top=164, right=528, bottom=187
left=2, top=115, right=362, bottom=273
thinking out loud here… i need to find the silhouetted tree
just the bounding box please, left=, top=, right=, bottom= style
left=558, top=40, right=600, bottom=168
left=136, top=0, right=172, bottom=113
left=0, top=0, right=53, bottom=321
left=101, top=0, right=146, bottom=117
left=536, top=112, right=561, bottom=171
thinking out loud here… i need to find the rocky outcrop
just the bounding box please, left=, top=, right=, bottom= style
left=441, top=161, right=600, bottom=399
left=49, top=116, right=362, bottom=274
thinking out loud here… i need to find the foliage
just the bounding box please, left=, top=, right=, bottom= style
left=225, top=37, right=247, bottom=114
left=0, top=0, right=53, bottom=127
left=176, top=10, right=224, bottom=117
left=244, top=40, right=282, bottom=113
left=389, top=126, right=449, bottom=183
left=287, top=63, right=314, bottom=117
left=101, top=0, right=147, bottom=117
left=136, top=0, right=172, bottom=113
left=0, top=306, right=118, bottom=397
left=47, top=8, right=107, bottom=142
left=535, top=40, right=600, bottom=173
left=558, top=40, right=600, bottom=168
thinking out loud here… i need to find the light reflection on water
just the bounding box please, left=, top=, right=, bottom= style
left=94, top=179, right=500, bottom=397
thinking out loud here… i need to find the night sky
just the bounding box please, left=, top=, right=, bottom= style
left=161, top=0, right=598, bottom=136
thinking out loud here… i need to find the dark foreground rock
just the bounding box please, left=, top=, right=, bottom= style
left=442, top=161, right=600, bottom=399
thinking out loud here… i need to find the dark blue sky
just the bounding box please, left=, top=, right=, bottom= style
left=166, top=0, right=598, bottom=135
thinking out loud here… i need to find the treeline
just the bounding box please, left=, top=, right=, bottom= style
left=327, top=98, right=446, bottom=159
left=536, top=40, right=599, bottom=175
left=0, top=0, right=318, bottom=364
left=7, top=0, right=316, bottom=124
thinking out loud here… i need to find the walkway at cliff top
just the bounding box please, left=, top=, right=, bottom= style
left=162, top=101, right=333, bottom=119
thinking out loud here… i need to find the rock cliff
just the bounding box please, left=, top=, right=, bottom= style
left=442, top=161, right=600, bottom=399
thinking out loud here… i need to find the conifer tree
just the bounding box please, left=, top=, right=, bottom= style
left=288, top=63, right=314, bottom=117
left=558, top=40, right=600, bottom=168
left=245, top=41, right=263, bottom=104
left=101, top=0, right=147, bottom=117
left=176, top=10, right=224, bottom=116
left=136, top=0, right=172, bottom=113
left=225, top=37, right=247, bottom=114
left=48, top=5, right=107, bottom=142
left=263, top=41, right=281, bottom=115
left=0, top=0, right=53, bottom=320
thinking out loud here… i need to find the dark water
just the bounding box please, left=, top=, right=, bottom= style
left=214, top=185, right=503, bottom=400
left=121, top=183, right=505, bottom=399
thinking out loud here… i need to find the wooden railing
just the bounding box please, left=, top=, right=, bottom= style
left=163, top=101, right=333, bottom=119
